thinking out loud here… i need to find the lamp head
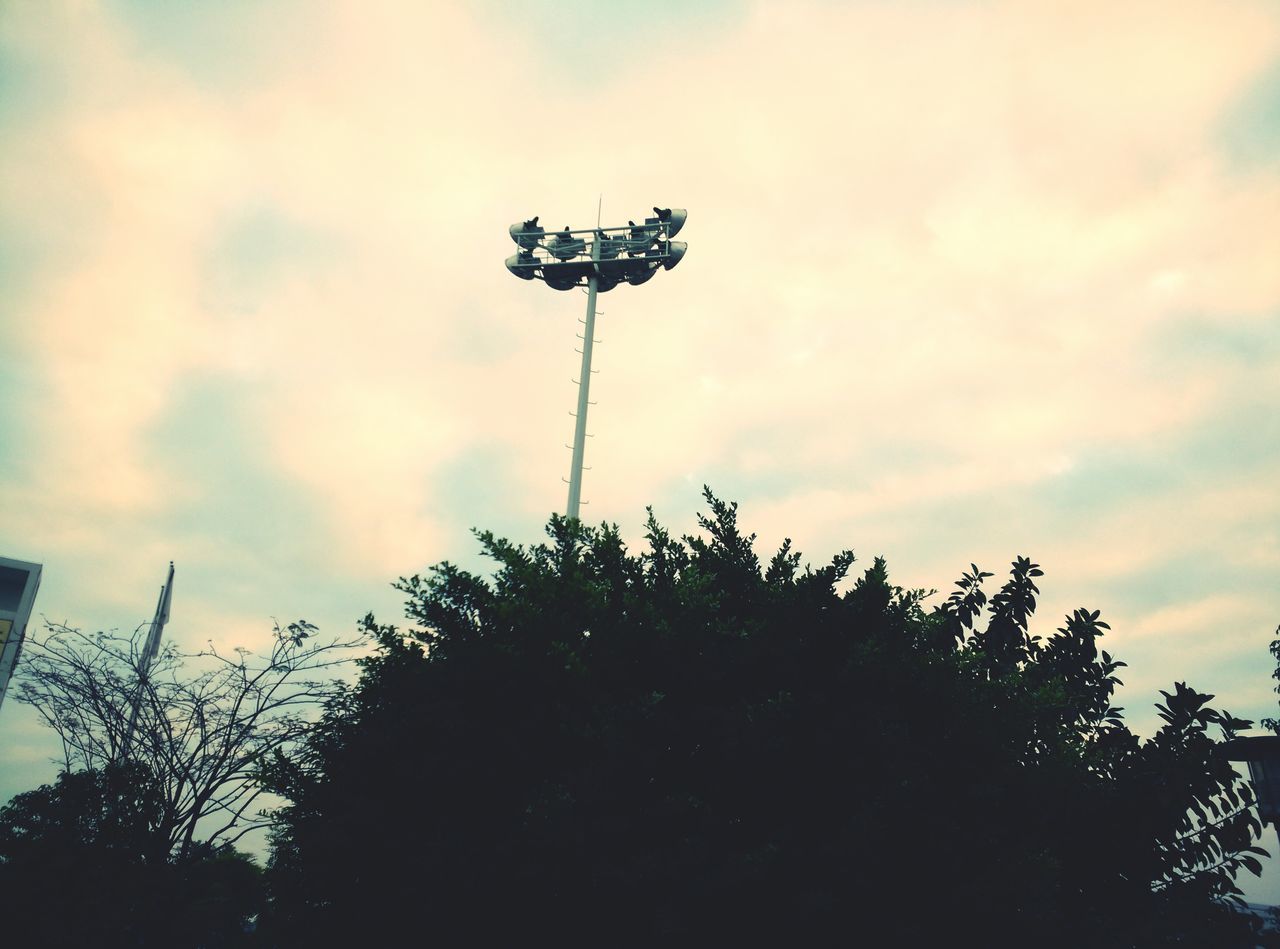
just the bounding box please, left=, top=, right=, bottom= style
left=548, top=230, right=586, bottom=260
left=509, top=217, right=543, bottom=250
left=662, top=240, right=687, bottom=271
left=505, top=251, right=537, bottom=280
left=652, top=207, right=687, bottom=239
left=543, top=269, right=580, bottom=291
left=625, top=257, right=659, bottom=286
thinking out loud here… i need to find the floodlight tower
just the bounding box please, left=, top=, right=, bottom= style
left=506, top=208, right=688, bottom=520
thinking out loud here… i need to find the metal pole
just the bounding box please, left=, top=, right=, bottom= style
left=122, top=562, right=173, bottom=759
left=566, top=238, right=600, bottom=520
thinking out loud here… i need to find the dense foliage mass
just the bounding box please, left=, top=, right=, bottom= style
left=262, top=495, right=1270, bottom=946
left=0, top=764, right=262, bottom=947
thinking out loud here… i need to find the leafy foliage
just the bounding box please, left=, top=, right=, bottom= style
left=1261, top=625, right=1280, bottom=734
left=0, top=764, right=263, bottom=947
left=264, top=493, right=1268, bottom=946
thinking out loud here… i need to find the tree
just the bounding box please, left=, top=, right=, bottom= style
left=0, top=763, right=264, bottom=947
left=1260, top=624, right=1280, bottom=734
left=263, top=493, right=1271, bottom=946
left=13, top=617, right=365, bottom=860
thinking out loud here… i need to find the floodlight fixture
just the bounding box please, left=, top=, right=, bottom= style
left=660, top=241, right=687, bottom=270
left=549, top=227, right=586, bottom=260
left=506, top=208, right=687, bottom=293
left=505, top=250, right=537, bottom=280
left=509, top=217, right=543, bottom=250
left=505, top=207, right=688, bottom=519
left=653, top=207, right=687, bottom=239
left=626, top=255, right=660, bottom=286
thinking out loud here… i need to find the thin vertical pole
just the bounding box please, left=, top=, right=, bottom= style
left=122, top=562, right=173, bottom=759
left=566, top=238, right=600, bottom=520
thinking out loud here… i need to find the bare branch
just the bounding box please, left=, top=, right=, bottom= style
left=12, top=618, right=367, bottom=857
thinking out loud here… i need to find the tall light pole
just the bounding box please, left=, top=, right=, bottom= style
left=507, top=208, right=688, bottom=520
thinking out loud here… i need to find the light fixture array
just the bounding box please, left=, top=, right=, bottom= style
left=506, top=208, right=687, bottom=291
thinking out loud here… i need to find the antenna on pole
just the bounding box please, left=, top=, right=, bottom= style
left=122, top=562, right=174, bottom=758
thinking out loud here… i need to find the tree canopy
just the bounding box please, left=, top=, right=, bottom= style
left=0, top=763, right=263, bottom=948
left=263, top=493, right=1271, bottom=946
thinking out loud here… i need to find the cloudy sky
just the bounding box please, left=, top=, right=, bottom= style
left=2, top=0, right=1278, bottom=898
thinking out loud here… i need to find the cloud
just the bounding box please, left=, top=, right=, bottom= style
left=7, top=0, right=1274, bottom=601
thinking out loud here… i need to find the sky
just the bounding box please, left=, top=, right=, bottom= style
left=1, top=0, right=1279, bottom=899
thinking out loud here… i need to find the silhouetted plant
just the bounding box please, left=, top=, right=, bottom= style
left=1261, top=625, right=1280, bottom=735
left=262, top=491, right=1269, bottom=947
left=0, top=764, right=263, bottom=947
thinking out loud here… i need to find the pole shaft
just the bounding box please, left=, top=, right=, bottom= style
left=122, top=564, right=173, bottom=759
left=566, top=241, right=601, bottom=520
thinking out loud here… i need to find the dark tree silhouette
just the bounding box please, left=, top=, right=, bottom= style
left=0, top=764, right=263, bottom=947
left=1261, top=625, right=1280, bottom=735
left=262, top=493, right=1271, bottom=946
